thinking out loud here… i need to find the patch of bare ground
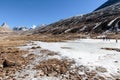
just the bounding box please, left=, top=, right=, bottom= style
left=0, top=36, right=29, bottom=79
left=33, top=58, right=115, bottom=80
left=33, top=58, right=76, bottom=77
left=107, top=33, right=120, bottom=39
left=101, top=48, right=120, bottom=52
left=40, top=49, right=58, bottom=56
left=0, top=47, right=29, bottom=79
left=31, top=46, right=41, bottom=49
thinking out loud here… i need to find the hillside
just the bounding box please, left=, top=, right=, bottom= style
left=33, top=0, right=120, bottom=35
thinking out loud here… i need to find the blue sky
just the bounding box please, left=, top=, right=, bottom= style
left=0, top=0, right=107, bottom=28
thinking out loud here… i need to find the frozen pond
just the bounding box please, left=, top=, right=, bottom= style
left=33, top=39, right=120, bottom=75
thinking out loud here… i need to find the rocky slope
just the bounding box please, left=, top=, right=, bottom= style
left=33, top=0, right=120, bottom=35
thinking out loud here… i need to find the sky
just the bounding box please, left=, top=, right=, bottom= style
left=0, top=0, right=107, bottom=28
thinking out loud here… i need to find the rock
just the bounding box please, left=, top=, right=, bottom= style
left=116, top=78, right=120, bottom=80
left=115, top=61, right=118, bottom=63
left=31, top=47, right=37, bottom=49
left=36, top=46, right=41, bottom=48
left=3, top=59, right=15, bottom=67
left=31, top=46, right=41, bottom=49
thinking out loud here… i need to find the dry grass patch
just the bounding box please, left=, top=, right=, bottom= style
left=0, top=47, right=29, bottom=78
left=0, top=41, right=26, bottom=47
left=101, top=48, right=120, bottom=52
left=33, top=58, right=75, bottom=76
left=40, top=49, right=58, bottom=56
left=4, top=33, right=86, bottom=42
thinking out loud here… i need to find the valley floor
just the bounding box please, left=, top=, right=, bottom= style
left=0, top=34, right=120, bottom=80
left=10, top=39, right=120, bottom=79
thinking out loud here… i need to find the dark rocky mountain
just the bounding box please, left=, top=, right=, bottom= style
left=13, top=26, right=29, bottom=31
left=33, top=0, right=120, bottom=35
left=95, top=0, right=120, bottom=11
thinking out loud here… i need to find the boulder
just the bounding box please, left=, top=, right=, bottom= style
left=3, top=59, right=15, bottom=67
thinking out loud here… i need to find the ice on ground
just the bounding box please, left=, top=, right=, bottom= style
left=15, top=42, right=63, bottom=80
left=14, top=39, right=120, bottom=79
left=33, top=39, right=120, bottom=76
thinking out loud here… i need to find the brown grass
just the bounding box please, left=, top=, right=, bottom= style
left=4, top=33, right=86, bottom=42
left=0, top=41, right=26, bottom=47
left=33, top=58, right=75, bottom=76
left=0, top=47, right=28, bottom=78
left=101, top=48, right=120, bottom=52
left=0, top=34, right=28, bottom=78
left=40, top=49, right=58, bottom=56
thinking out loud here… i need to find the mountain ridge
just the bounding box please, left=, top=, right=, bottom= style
left=95, top=0, right=120, bottom=11
left=32, top=1, right=120, bottom=35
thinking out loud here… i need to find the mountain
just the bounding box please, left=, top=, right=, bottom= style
left=30, top=25, right=36, bottom=30
left=33, top=0, right=120, bottom=35
left=0, top=23, right=12, bottom=32
left=95, top=0, right=120, bottom=11
left=13, top=25, right=38, bottom=31
left=13, top=26, right=29, bottom=31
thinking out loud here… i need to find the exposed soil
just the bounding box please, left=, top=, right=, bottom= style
left=0, top=47, right=29, bottom=79
left=102, top=48, right=120, bottom=52
left=34, top=58, right=75, bottom=76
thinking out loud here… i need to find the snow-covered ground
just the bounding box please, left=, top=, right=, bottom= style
left=33, top=39, right=120, bottom=78
left=15, top=39, right=120, bottom=80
